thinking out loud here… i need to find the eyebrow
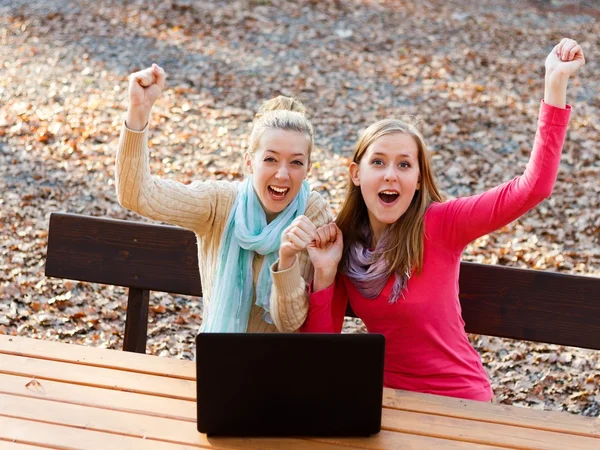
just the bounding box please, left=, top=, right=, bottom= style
left=371, top=151, right=415, bottom=159
left=264, top=149, right=307, bottom=158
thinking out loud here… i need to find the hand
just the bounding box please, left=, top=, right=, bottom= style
left=278, top=215, right=317, bottom=271
left=126, top=64, right=166, bottom=130
left=545, top=38, right=585, bottom=80
left=307, top=223, right=343, bottom=292
left=307, top=223, right=343, bottom=272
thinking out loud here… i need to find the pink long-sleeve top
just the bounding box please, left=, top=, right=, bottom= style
left=302, top=101, right=571, bottom=401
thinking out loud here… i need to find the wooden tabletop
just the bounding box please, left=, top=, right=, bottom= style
left=0, top=335, right=599, bottom=449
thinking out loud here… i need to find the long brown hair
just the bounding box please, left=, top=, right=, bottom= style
left=336, top=119, right=444, bottom=277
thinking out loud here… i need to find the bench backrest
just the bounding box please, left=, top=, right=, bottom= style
left=45, top=213, right=600, bottom=353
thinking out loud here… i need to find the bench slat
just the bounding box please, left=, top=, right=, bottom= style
left=0, top=416, right=198, bottom=450
left=45, top=213, right=202, bottom=297
left=382, top=389, right=600, bottom=438
left=0, top=335, right=195, bottom=379
left=0, top=373, right=196, bottom=422
left=380, top=407, right=600, bottom=450
left=459, top=262, right=600, bottom=349
left=0, top=353, right=195, bottom=401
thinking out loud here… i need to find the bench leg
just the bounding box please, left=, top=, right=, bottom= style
left=123, top=288, right=150, bottom=353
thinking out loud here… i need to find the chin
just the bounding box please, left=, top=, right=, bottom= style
left=380, top=216, right=401, bottom=225
left=264, top=201, right=289, bottom=215
left=372, top=208, right=406, bottom=225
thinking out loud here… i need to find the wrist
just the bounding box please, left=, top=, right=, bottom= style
left=278, top=253, right=297, bottom=271
left=545, top=71, right=570, bottom=87
left=126, top=107, right=151, bottom=131
left=544, top=72, right=568, bottom=109
left=313, top=267, right=336, bottom=292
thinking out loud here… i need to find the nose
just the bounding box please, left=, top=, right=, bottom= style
left=383, top=166, right=397, bottom=182
left=275, top=165, right=289, bottom=181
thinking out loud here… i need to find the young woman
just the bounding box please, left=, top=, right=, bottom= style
left=300, top=38, right=585, bottom=401
left=116, top=64, right=332, bottom=333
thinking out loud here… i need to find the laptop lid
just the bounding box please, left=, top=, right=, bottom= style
left=195, top=333, right=385, bottom=437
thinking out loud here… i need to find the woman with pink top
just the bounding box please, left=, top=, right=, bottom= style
left=300, top=38, right=585, bottom=401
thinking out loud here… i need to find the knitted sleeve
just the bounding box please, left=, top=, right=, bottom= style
left=427, top=101, right=571, bottom=251
left=269, top=192, right=334, bottom=332
left=115, top=123, right=237, bottom=235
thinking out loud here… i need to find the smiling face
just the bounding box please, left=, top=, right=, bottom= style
left=245, top=128, right=311, bottom=219
left=350, top=132, right=421, bottom=242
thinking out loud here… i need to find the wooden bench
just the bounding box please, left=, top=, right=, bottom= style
left=45, top=212, right=600, bottom=353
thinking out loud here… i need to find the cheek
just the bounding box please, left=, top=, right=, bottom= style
left=361, top=173, right=381, bottom=193
left=359, top=184, right=377, bottom=205
left=252, top=166, right=270, bottom=190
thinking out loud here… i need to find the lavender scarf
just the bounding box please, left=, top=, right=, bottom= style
left=343, top=226, right=409, bottom=303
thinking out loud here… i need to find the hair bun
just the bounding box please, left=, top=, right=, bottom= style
left=256, top=95, right=307, bottom=118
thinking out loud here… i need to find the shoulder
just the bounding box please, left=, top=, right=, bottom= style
left=424, top=201, right=444, bottom=220
left=305, top=191, right=333, bottom=227
left=423, top=200, right=448, bottom=233
left=187, top=179, right=238, bottom=200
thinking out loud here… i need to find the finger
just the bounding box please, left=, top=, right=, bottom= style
left=561, top=39, right=577, bottom=61
left=133, top=68, right=155, bottom=87
left=291, top=214, right=309, bottom=225
left=315, top=228, right=328, bottom=248
left=569, top=44, right=582, bottom=61
left=153, top=63, right=166, bottom=90
left=289, top=226, right=313, bottom=246
left=556, top=38, right=568, bottom=57
left=293, top=219, right=317, bottom=239
left=552, top=43, right=561, bottom=57
left=294, top=215, right=315, bottom=229
left=322, top=223, right=335, bottom=244
left=286, top=233, right=306, bottom=251
left=328, top=223, right=339, bottom=240
left=313, top=232, right=324, bottom=249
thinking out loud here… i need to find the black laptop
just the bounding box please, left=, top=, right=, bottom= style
left=195, top=333, right=385, bottom=437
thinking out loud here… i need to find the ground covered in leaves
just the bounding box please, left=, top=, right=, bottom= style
left=1, top=0, right=599, bottom=415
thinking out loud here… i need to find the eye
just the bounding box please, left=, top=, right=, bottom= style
left=399, top=161, right=411, bottom=168
left=371, top=158, right=384, bottom=166
left=264, top=157, right=276, bottom=163
left=291, top=160, right=304, bottom=166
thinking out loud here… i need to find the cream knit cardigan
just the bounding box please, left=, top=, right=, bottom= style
left=115, top=124, right=332, bottom=332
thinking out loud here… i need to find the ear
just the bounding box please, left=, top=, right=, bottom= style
left=416, top=176, right=421, bottom=191
left=349, top=162, right=360, bottom=186
left=306, top=161, right=312, bottom=177
left=243, top=152, right=253, bottom=174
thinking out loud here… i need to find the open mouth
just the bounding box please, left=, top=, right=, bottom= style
left=268, top=186, right=290, bottom=201
left=378, top=190, right=399, bottom=204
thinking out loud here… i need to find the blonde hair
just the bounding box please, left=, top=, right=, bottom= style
left=248, top=95, right=314, bottom=161
left=336, top=119, right=444, bottom=277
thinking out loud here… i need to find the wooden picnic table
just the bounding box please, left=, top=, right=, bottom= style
left=1, top=335, right=599, bottom=449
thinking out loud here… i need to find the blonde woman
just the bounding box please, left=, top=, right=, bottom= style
left=301, top=38, right=585, bottom=401
left=116, top=64, right=332, bottom=333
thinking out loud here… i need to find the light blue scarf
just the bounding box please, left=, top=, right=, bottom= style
left=201, top=176, right=310, bottom=332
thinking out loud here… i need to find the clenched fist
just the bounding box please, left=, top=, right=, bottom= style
left=278, top=215, right=317, bottom=271
left=126, top=64, right=166, bottom=131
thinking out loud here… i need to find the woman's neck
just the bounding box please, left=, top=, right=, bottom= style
left=369, top=221, right=387, bottom=248
left=265, top=211, right=278, bottom=224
